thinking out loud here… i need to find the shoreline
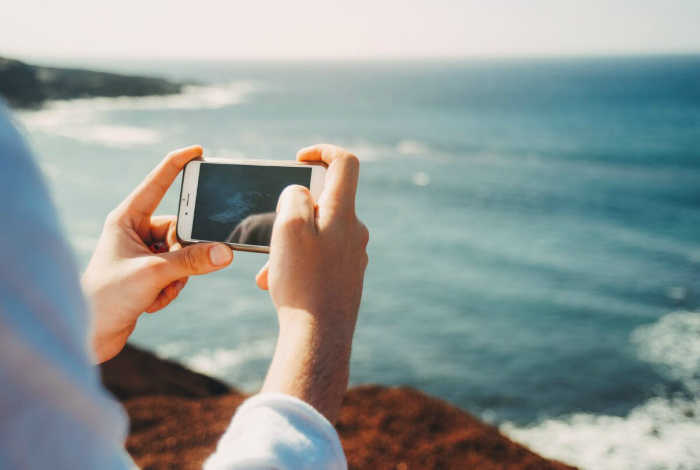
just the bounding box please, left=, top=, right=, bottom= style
left=0, top=56, right=182, bottom=109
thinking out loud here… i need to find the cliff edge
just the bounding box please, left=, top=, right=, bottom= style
left=101, top=345, right=576, bottom=470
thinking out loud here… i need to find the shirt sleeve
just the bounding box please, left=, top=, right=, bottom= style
left=204, top=393, right=348, bottom=470
left=0, top=102, right=134, bottom=470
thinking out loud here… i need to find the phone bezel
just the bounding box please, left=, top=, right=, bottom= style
left=176, top=158, right=327, bottom=253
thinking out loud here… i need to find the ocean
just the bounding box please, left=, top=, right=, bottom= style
left=15, top=56, right=700, bottom=469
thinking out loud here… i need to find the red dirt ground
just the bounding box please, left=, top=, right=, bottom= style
left=101, top=344, right=576, bottom=470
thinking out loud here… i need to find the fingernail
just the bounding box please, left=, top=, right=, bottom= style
left=174, top=280, right=185, bottom=293
left=209, top=244, right=232, bottom=266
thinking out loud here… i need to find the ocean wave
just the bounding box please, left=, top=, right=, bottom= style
left=502, top=311, right=700, bottom=470
left=502, top=396, right=700, bottom=470
left=174, top=339, right=275, bottom=379
left=16, top=82, right=258, bottom=148
left=22, top=82, right=258, bottom=113
left=632, top=311, right=700, bottom=392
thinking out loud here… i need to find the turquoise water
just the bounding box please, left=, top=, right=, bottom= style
left=18, top=56, right=700, bottom=468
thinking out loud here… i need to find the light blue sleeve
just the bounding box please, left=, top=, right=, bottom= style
left=0, top=102, right=133, bottom=470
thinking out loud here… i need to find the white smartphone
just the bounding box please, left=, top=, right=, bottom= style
left=177, top=158, right=327, bottom=253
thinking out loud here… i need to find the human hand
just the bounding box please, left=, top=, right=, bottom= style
left=257, top=144, right=369, bottom=423
left=83, top=146, right=233, bottom=363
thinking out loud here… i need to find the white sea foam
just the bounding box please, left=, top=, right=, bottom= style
left=20, top=107, right=161, bottom=148
left=502, top=311, right=700, bottom=470
left=182, top=338, right=275, bottom=379
left=16, top=82, right=257, bottom=148
left=502, top=396, right=700, bottom=470
left=633, top=312, right=700, bottom=393
left=23, top=82, right=257, bottom=114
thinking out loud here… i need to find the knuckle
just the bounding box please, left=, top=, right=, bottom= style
left=145, top=169, right=168, bottom=193
left=318, top=143, right=335, bottom=158
left=104, top=209, right=118, bottom=225
left=342, top=153, right=360, bottom=169
left=279, top=185, right=307, bottom=210
left=284, top=184, right=311, bottom=198
left=164, top=149, right=179, bottom=161
left=357, top=221, right=370, bottom=246
left=167, top=284, right=179, bottom=300
left=325, top=207, right=354, bottom=231
left=278, top=186, right=313, bottom=221
left=319, top=144, right=341, bottom=162
left=332, top=153, right=359, bottom=173
left=105, top=208, right=124, bottom=226
left=184, top=248, right=202, bottom=272
left=322, top=205, right=346, bottom=226
left=277, top=213, right=307, bottom=232
left=162, top=149, right=188, bottom=171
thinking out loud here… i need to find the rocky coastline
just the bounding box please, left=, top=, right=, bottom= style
left=0, top=56, right=181, bottom=108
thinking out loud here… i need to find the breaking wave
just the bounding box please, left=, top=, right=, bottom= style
left=156, top=338, right=276, bottom=391
left=16, top=82, right=258, bottom=148
left=502, top=311, right=700, bottom=470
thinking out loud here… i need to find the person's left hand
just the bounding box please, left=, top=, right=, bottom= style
left=83, top=146, right=233, bottom=363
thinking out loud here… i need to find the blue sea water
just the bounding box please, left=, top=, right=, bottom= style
left=17, top=56, right=700, bottom=469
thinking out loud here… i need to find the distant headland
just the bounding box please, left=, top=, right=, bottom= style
left=0, top=56, right=182, bottom=108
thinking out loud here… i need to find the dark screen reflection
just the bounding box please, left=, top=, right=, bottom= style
left=191, top=163, right=312, bottom=246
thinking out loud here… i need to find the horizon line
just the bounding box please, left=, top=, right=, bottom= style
left=5, top=50, right=700, bottom=66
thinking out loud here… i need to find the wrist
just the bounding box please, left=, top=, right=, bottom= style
left=263, top=307, right=355, bottom=423
left=277, top=306, right=356, bottom=345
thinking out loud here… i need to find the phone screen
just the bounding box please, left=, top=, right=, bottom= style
left=191, top=163, right=312, bottom=247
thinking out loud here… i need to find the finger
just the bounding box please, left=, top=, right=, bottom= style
left=256, top=261, right=269, bottom=290
left=121, top=145, right=203, bottom=219
left=297, top=143, right=347, bottom=166
left=149, top=215, right=177, bottom=244
left=297, top=144, right=359, bottom=215
left=275, top=185, right=316, bottom=229
left=149, top=215, right=181, bottom=250
left=145, top=279, right=186, bottom=313
left=146, top=291, right=172, bottom=313
left=167, top=223, right=181, bottom=250
left=154, top=242, right=233, bottom=282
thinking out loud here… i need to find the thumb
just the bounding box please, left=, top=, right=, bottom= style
left=275, top=184, right=316, bottom=230
left=158, top=243, right=233, bottom=281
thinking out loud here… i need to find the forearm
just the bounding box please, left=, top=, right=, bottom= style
left=262, top=308, right=355, bottom=424
left=206, top=313, right=352, bottom=469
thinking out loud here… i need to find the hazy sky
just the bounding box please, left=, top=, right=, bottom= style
left=2, top=0, right=699, bottom=61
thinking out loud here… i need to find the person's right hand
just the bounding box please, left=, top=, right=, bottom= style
left=256, top=144, right=369, bottom=424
